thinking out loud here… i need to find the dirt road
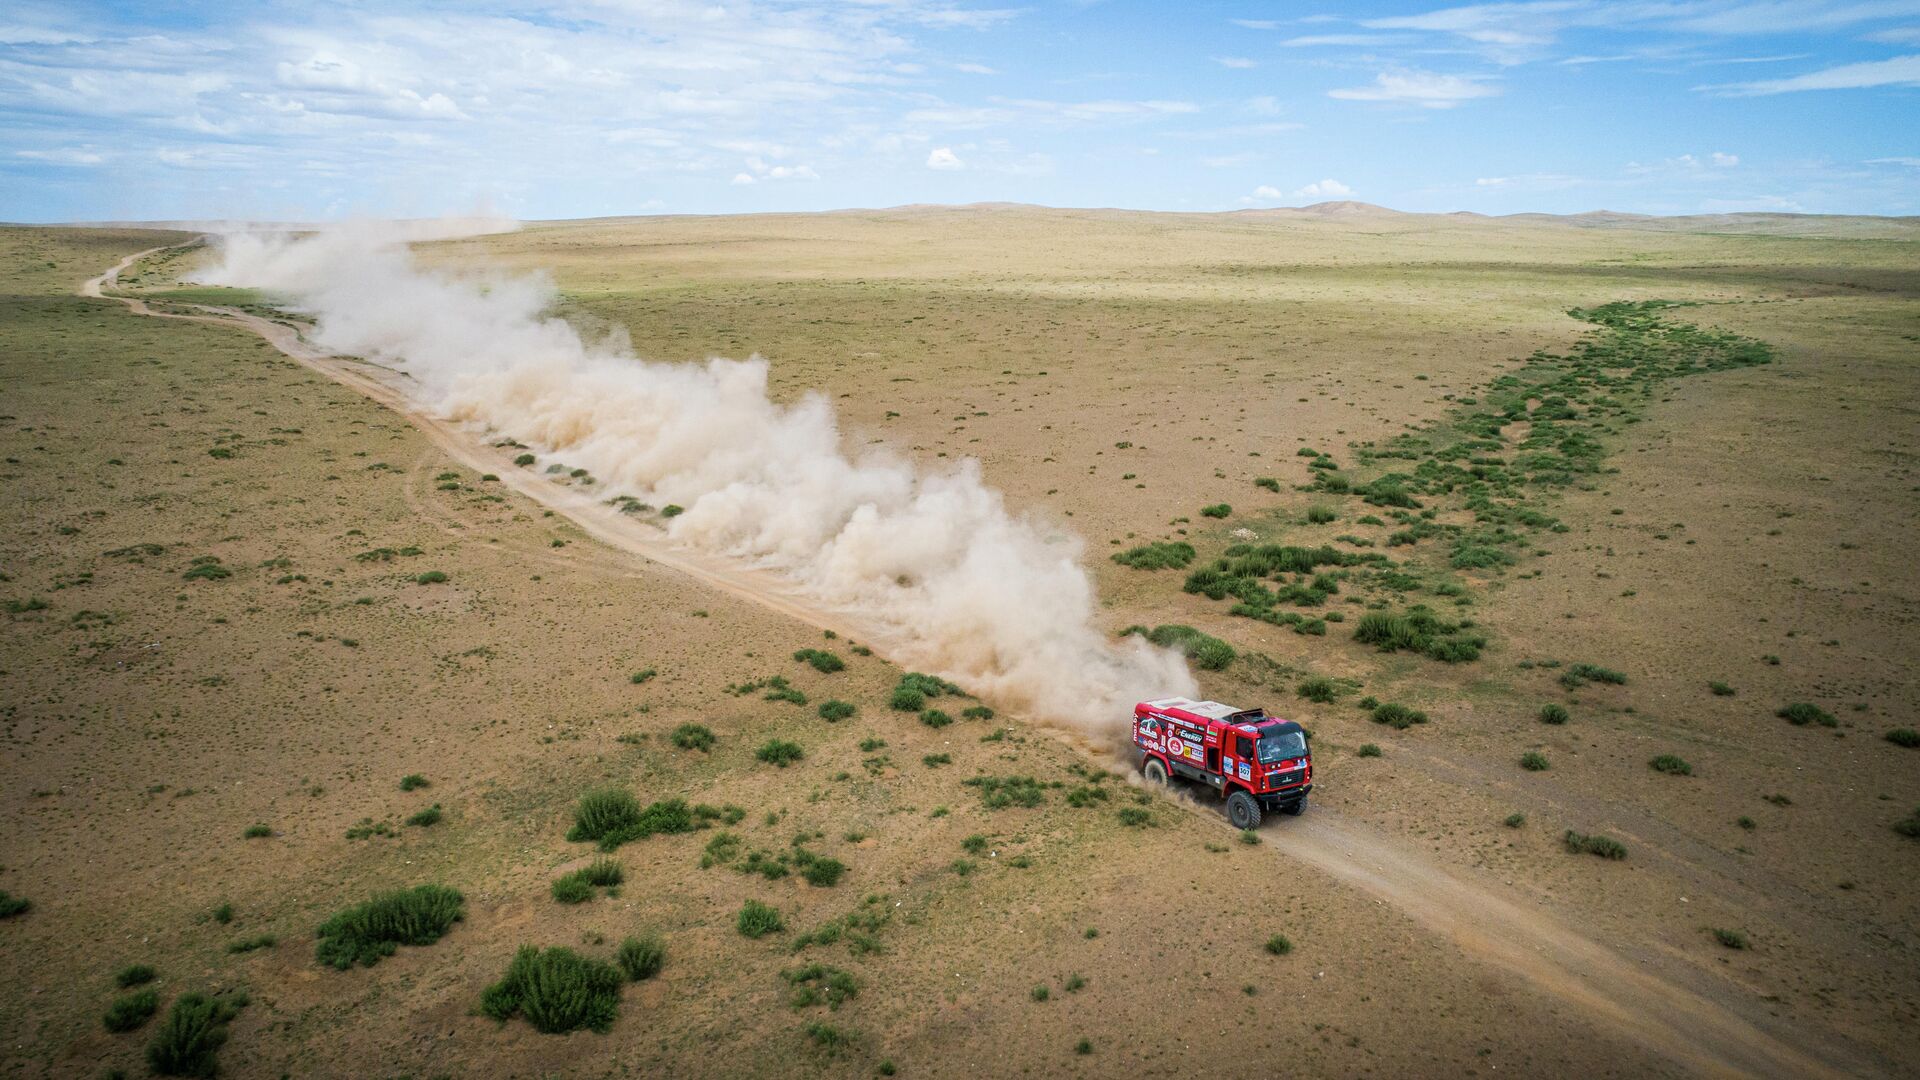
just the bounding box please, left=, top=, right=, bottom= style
left=84, top=245, right=1868, bottom=1080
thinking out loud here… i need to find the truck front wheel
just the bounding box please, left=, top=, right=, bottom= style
left=1226, top=790, right=1262, bottom=830
left=1142, top=758, right=1169, bottom=785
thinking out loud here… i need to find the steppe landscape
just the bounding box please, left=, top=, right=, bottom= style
left=2, top=203, right=1916, bottom=1077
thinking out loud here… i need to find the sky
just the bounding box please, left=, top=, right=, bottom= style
left=2, top=0, right=1917, bottom=222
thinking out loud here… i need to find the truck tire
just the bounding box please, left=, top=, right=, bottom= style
left=1142, top=758, right=1169, bottom=785
left=1226, top=790, right=1262, bottom=830
left=1282, top=795, right=1307, bottom=816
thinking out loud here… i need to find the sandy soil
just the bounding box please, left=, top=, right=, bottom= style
left=1, top=209, right=1915, bottom=1078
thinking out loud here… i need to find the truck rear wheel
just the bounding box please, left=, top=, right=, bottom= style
left=1142, top=758, right=1168, bottom=785
left=1282, top=795, right=1307, bottom=816
left=1226, top=790, right=1262, bottom=830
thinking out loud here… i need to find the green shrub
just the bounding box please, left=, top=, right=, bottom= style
left=1296, top=676, right=1336, bottom=704
left=1030, top=985, right=1050, bottom=1002
left=1371, top=702, right=1427, bottom=729
left=793, top=648, right=845, bottom=673
left=104, top=988, right=160, bottom=1033
left=565, top=790, right=696, bottom=849
left=1352, top=607, right=1483, bottom=663
left=961, top=835, right=989, bottom=855
left=1264, top=934, right=1292, bottom=955
left=671, top=723, right=716, bottom=751
left=1200, top=504, right=1232, bottom=519
left=1539, top=704, right=1569, bottom=725
left=405, top=804, right=442, bottom=827
left=242, top=823, right=271, bottom=839
left=1895, top=807, right=1920, bottom=839
left=1503, top=812, right=1526, bottom=828
left=618, top=933, right=666, bottom=980
left=963, top=775, right=1046, bottom=809
left=1254, top=477, right=1280, bottom=491
left=414, top=570, right=448, bottom=585
left=1130, top=624, right=1234, bottom=670
left=1777, top=702, right=1835, bottom=727
left=785, top=963, right=859, bottom=1009
left=553, top=859, right=624, bottom=903
left=962, top=705, right=994, bottom=720
left=146, top=992, right=247, bottom=1076
left=115, top=964, right=156, bottom=988
left=514, top=453, right=536, bottom=466
left=226, top=934, right=275, bottom=954
left=919, top=709, right=952, bottom=729
left=315, top=885, right=465, bottom=969
left=1563, top=830, right=1627, bottom=859
left=1357, top=743, right=1382, bottom=758
left=1117, top=807, right=1152, bottom=827
left=757, top=740, right=805, bottom=767
left=1520, top=751, right=1550, bottom=771
left=399, top=774, right=429, bottom=791
left=479, top=946, right=622, bottom=1034
left=806, top=1022, right=855, bottom=1054
left=1112, top=541, right=1196, bottom=570
left=1306, top=505, right=1337, bottom=524
left=1558, top=663, right=1625, bottom=689
left=889, top=672, right=961, bottom=712
left=1887, top=728, right=1920, bottom=748
left=1712, top=928, right=1748, bottom=949
left=629, top=668, right=656, bottom=684
left=795, top=850, right=847, bottom=887
left=1075, top=1038, right=1093, bottom=1055
left=818, top=700, right=856, bottom=722
left=1649, top=754, right=1692, bottom=776
left=1709, top=681, right=1735, bottom=696
left=738, top=900, right=784, bottom=939
left=1239, top=829, right=1260, bottom=845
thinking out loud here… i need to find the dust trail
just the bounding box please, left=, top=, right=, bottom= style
left=200, top=223, right=1195, bottom=740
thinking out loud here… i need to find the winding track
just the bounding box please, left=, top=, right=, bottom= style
left=84, top=244, right=1867, bottom=1080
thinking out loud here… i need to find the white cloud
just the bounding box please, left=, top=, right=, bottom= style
left=1230, top=19, right=1281, bottom=30
left=730, top=172, right=756, bottom=185
left=904, top=96, right=1198, bottom=128
left=1867, top=26, right=1920, bottom=43
left=1251, top=185, right=1285, bottom=199
left=1213, top=56, right=1257, bottom=68
left=1704, top=53, right=1920, bottom=95
left=1867, top=155, right=1920, bottom=167
left=1711, top=151, right=1739, bottom=166
left=16, top=147, right=106, bottom=165
left=740, top=156, right=820, bottom=181
left=1329, top=69, right=1501, bottom=108
left=927, top=146, right=964, bottom=169
left=952, top=62, right=997, bottom=74
left=1294, top=178, right=1353, bottom=198
left=1283, top=34, right=1409, bottom=47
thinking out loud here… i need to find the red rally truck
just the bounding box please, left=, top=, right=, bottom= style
left=1133, top=696, right=1312, bottom=830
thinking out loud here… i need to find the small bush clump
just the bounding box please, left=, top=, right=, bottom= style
left=1352, top=607, right=1484, bottom=664
left=785, top=963, right=859, bottom=1009
left=414, top=570, right=449, bottom=585
left=889, top=672, right=963, bottom=711
left=405, top=804, right=442, bottom=827
left=1539, top=704, right=1569, bottom=725
left=671, top=723, right=716, bottom=751
left=617, top=933, right=666, bottom=980
left=1894, top=807, right=1920, bottom=839
left=963, top=775, right=1046, bottom=809
left=104, top=988, right=160, bottom=1033
left=146, top=992, right=248, bottom=1076
left=1887, top=728, right=1920, bottom=749
left=1126, top=624, right=1234, bottom=670
left=818, top=700, right=856, bottom=722
left=479, top=946, right=623, bottom=1034
left=1306, top=505, right=1337, bottom=524
left=1111, top=541, right=1196, bottom=570
left=1296, top=676, right=1337, bottom=704
left=315, top=885, right=466, bottom=969
left=1713, top=928, right=1748, bottom=949
left=553, top=859, right=624, bottom=903
left=1199, top=504, right=1232, bottom=519
left=793, top=648, right=845, bottom=673
left=1778, top=702, right=1835, bottom=728
left=1649, top=754, right=1692, bottom=776
left=1558, top=663, right=1625, bottom=689
left=399, top=774, right=429, bottom=791
left=1563, top=830, right=1627, bottom=859
left=1709, top=681, right=1735, bottom=696
left=242, top=823, right=271, bottom=839
left=115, top=964, right=156, bottom=988
left=566, top=790, right=696, bottom=850
left=1520, top=751, right=1550, bottom=772
left=757, top=740, right=805, bottom=767
left=1264, top=934, right=1292, bottom=955
left=1357, top=743, right=1382, bottom=758
left=1503, top=812, right=1526, bottom=828
left=738, top=900, right=784, bottom=939
left=1371, top=702, right=1428, bottom=729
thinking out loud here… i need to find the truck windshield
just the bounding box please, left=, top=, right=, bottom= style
left=1257, top=731, right=1307, bottom=763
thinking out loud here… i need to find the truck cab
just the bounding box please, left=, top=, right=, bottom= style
left=1132, top=696, right=1312, bottom=829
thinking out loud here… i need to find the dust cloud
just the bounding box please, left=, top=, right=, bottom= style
left=204, top=223, right=1196, bottom=742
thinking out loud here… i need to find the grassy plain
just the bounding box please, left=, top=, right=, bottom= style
left=2, top=205, right=1917, bottom=1077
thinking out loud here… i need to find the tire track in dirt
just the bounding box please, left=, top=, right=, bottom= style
left=87, top=247, right=1863, bottom=1080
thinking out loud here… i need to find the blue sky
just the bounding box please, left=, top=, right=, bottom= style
left=3, top=0, right=1917, bottom=221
